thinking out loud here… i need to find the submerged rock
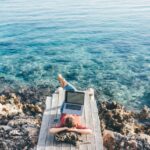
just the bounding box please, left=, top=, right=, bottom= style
left=139, top=105, right=150, bottom=120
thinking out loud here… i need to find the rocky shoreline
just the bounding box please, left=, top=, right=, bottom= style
left=98, top=101, right=150, bottom=150
left=0, top=86, right=49, bottom=150
left=0, top=87, right=150, bottom=150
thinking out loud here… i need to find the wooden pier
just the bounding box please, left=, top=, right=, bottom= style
left=37, top=87, right=103, bottom=150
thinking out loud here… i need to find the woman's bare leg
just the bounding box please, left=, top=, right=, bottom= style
left=57, top=74, right=77, bottom=91
left=57, top=74, right=68, bottom=88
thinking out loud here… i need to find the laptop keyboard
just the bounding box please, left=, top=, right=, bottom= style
left=66, top=104, right=81, bottom=110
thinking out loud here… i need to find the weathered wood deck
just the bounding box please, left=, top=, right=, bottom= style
left=37, top=87, right=103, bottom=150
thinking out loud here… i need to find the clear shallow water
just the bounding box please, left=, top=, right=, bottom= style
left=0, top=0, right=150, bottom=109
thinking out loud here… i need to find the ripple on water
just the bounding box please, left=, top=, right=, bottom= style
left=0, top=0, right=150, bottom=109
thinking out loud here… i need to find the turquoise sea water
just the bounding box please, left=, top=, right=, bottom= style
left=0, top=0, right=150, bottom=109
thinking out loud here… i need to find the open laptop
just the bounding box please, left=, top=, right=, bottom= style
left=62, top=91, right=85, bottom=115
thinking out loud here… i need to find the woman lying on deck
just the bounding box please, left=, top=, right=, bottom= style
left=49, top=74, right=92, bottom=135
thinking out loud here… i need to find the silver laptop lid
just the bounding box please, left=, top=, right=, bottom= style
left=65, top=91, right=85, bottom=105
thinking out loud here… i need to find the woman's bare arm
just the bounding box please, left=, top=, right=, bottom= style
left=49, top=127, right=68, bottom=134
left=67, top=128, right=92, bottom=135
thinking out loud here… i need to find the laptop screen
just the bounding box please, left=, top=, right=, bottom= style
left=65, top=91, right=84, bottom=105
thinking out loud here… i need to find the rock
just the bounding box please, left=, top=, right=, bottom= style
left=0, top=116, right=9, bottom=125
left=138, top=133, right=150, bottom=144
left=127, top=140, right=137, bottom=149
left=0, top=93, right=23, bottom=118
left=0, top=141, right=9, bottom=150
left=23, top=104, right=43, bottom=116
left=103, top=129, right=150, bottom=150
left=139, top=105, right=150, bottom=120
left=103, top=130, right=116, bottom=149
left=34, top=105, right=42, bottom=113
left=121, top=123, right=135, bottom=135
left=0, top=125, right=12, bottom=131
left=8, top=116, right=41, bottom=127
left=9, top=129, right=23, bottom=136
left=0, top=95, right=7, bottom=104
left=135, top=133, right=150, bottom=150
left=26, top=127, right=39, bottom=144
left=10, top=93, right=17, bottom=99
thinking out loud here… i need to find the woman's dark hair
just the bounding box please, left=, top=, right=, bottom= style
left=64, top=117, right=76, bottom=128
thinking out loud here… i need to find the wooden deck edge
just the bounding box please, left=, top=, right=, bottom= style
left=45, top=96, right=52, bottom=110
left=37, top=96, right=52, bottom=150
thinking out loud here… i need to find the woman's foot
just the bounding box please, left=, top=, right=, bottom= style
left=57, top=74, right=68, bottom=88
left=88, top=88, right=94, bottom=96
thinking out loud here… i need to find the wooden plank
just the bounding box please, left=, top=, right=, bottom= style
left=60, top=89, right=71, bottom=150
left=55, top=87, right=64, bottom=150
left=45, top=93, right=59, bottom=150
left=78, top=91, right=88, bottom=150
left=70, top=111, right=77, bottom=149
left=52, top=91, right=60, bottom=150
left=37, top=96, right=52, bottom=150
left=55, top=88, right=63, bottom=150
left=84, top=91, right=95, bottom=150
left=89, top=89, right=103, bottom=150
left=46, top=96, right=52, bottom=110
